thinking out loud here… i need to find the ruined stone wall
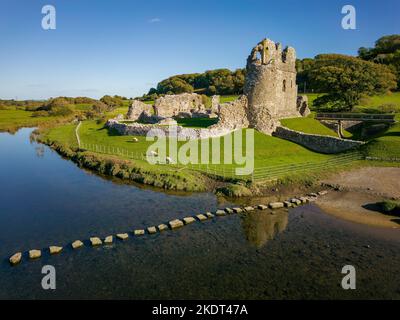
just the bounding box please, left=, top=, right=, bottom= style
left=244, top=38, right=300, bottom=134
left=154, top=93, right=208, bottom=118
left=106, top=119, right=232, bottom=140
left=127, top=100, right=156, bottom=123
left=273, top=126, right=364, bottom=154
left=210, top=95, right=249, bottom=131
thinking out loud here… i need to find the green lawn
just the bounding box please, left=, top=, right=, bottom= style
left=280, top=116, right=338, bottom=137
left=363, top=115, right=400, bottom=159
left=176, top=118, right=218, bottom=128
left=46, top=120, right=334, bottom=170
left=0, top=108, right=53, bottom=132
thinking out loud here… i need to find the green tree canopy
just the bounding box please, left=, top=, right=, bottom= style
left=308, top=54, right=397, bottom=111
left=358, top=34, right=400, bottom=88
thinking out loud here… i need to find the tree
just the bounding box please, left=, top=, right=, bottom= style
left=358, top=34, right=400, bottom=88
left=308, top=54, right=397, bottom=111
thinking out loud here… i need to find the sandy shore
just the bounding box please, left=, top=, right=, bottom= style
left=316, top=167, right=400, bottom=228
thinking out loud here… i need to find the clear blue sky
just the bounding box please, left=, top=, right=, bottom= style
left=0, top=0, right=399, bottom=100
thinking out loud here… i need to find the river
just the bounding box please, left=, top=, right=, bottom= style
left=0, top=128, right=399, bottom=299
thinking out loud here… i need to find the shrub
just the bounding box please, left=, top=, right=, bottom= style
left=216, top=184, right=252, bottom=197
left=377, top=200, right=400, bottom=215
left=380, top=103, right=400, bottom=113
left=32, top=110, right=49, bottom=117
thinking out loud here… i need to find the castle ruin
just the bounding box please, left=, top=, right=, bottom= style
left=244, top=38, right=302, bottom=133
left=108, top=37, right=310, bottom=137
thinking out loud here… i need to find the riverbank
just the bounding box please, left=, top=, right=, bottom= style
left=316, top=167, right=400, bottom=228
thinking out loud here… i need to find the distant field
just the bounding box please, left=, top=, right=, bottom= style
left=0, top=108, right=53, bottom=132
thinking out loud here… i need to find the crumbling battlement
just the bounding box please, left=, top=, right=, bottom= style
left=244, top=38, right=300, bottom=134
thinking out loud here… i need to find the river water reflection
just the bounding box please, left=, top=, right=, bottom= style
left=0, top=128, right=399, bottom=299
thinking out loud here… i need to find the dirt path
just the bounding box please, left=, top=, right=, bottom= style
left=316, top=167, right=400, bottom=228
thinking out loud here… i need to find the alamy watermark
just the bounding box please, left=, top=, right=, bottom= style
left=341, top=5, right=356, bottom=30
left=41, top=265, right=56, bottom=290
left=41, top=5, right=56, bottom=30
left=145, top=126, right=255, bottom=175
left=341, top=265, right=356, bottom=290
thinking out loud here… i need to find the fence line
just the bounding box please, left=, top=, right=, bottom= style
left=79, top=141, right=364, bottom=182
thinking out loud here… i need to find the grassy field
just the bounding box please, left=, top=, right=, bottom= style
left=362, top=114, right=400, bottom=159
left=280, top=116, right=338, bottom=136
left=0, top=108, right=54, bottom=132
left=46, top=120, right=334, bottom=168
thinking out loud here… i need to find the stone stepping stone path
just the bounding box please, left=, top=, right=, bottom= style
left=8, top=190, right=328, bottom=265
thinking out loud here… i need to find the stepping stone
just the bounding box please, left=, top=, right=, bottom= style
left=206, top=212, right=215, bottom=218
left=299, top=197, right=308, bottom=203
left=196, top=214, right=207, bottom=221
left=308, top=193, right=318, bottom=197
left=90, top=237, right=102, bottom=246
left=104, top=236, right=113, bottom=244
left=49, top=246, right=63, bottom=255
left=318, top=190, right=328, bottom=196
left=29, top=249, right=41, bottom=259
left=215, top=210, right=226, bottom=216
left=244, top=206, right=254, bottom=212
left=224, top=208, right=234, bottom=214
left=183, top=217, right=196, bottom=224
left=283, top=201, right=293, bottom=208
left=269, top=202, right=284, bottom=209
left=169, top=219, right=184, bottom=229
left=290, top=198, right=302, bottom=205
left=232, top=208, right=243, bottom=213
left=134, top=229, right=145, bottom=236
left=116, top=233, right=129, bottom=240
left=72, top=240, right=84, bottom=249
left=257, top=204, right=268, bottom=210
left=158, top=224, right=168, bottom=232
left=147, top=226, right=157, bottom=234
left=9, top=252, right=22, bottom=265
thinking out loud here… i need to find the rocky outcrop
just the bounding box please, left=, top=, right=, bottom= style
left=273, top=126, right=365, bottom=153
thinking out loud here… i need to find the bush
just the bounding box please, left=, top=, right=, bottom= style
left=380, top=103, right=400, bottom=113
left=377, top=200, right=400, bottom=215
left=48, top=105, right=74, bottom=116
left=32, top=110, right=49, bottom=117
left=216, top=184, right=252, bottom=197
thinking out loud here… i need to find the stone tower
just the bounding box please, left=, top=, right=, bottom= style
left=244, top=38, right=299, bottom=134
